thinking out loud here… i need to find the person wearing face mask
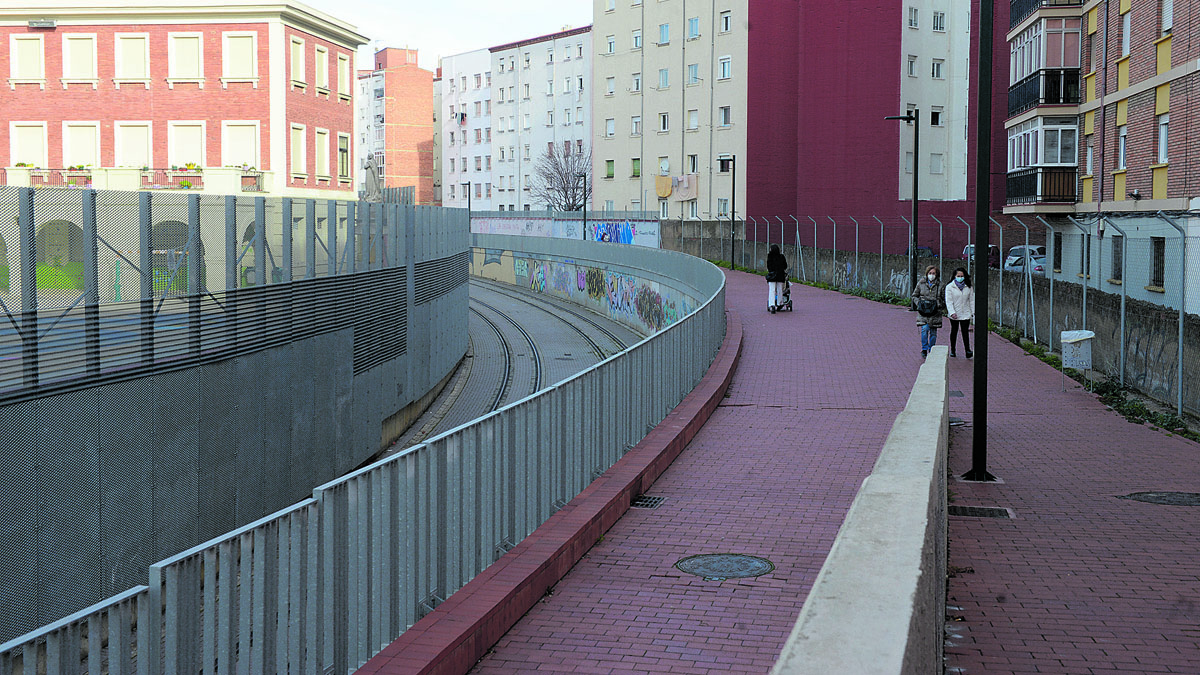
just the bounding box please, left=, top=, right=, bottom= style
left=911, top=265, right=944, bottom=358
left=944, top=266, right=974, bottom=358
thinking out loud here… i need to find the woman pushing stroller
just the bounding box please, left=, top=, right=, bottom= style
left=766, top=244, right=790, bottom=313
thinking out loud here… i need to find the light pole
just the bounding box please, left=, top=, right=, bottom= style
left=576, top=172, right=587, bottom=240
left=885, top=110, right=919, bottom=291
left=719, top=154, right=736, bottom=267
left=461, top=181, right=471, bottom=223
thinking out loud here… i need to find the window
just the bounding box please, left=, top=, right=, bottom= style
left=62, top=122, right=98, bottom=168
left=632, top=72, right=642, bottom=91
left=687, top=154, right=698, bottom=173
left=169, top=122, right=205, bottom=168
left=605, top=159, right=615, bottom=178
left=474, top=73, right=482, bottom=88
left=485, top=156, right=492, bottom=170
left=523, top=83, right=530, bottom=99
left=222, top=33, right=257, bottom=81
left=633, top=29, right=642, bottom=49
left=687, top=200, right=698, bottom=218
left=1157, top=114, right=1169, bottom=163
left=523, top=113, right=530, bottom=129
left=658, top=156, right=669, bottom=174
left=907, top=55, right=917, bottom=77
left=576, top=106, right=583, bottom=125
left=1044, top=18, right=1081, bottom=69
left=605, top=0, right=614, bottom=10
left=717, top=198, right=729, bottom=217
left=606, top=35, right=615, bottom=53
left=114, top=122, right=151, bottom=168
left=1118, top=125, right=1127, bottom=169
left=720, top=11, right=732, bottom=33
left=289, top=124, right=305, bottom=175
left=687, top=17, right=700, bottom=39
left=718, top=56, right=732, bottom=80
left=1150, top=237, right=1165, bottom=287
left=1009, top=21, right=1045, bottom=84
left=1163, top=0, right=1174, bottom=33
left=315, top=128, right=329, bottom=177
left=546, top=111, right=554, bottom=126
left=658, top=68, right=669, bottom=88
left=546, top=79, right=553, bottom=95
left=563, top=77, right=571, bottom=93
left=475, top=156, right=482, bottom=170
left=546, top=48, right=553, bottom=64
left=631, top=157, right=641, bottom=177
left=338, top=54, right=351, bottom=98
left=605, top=118, right=615, bottom=136
left=62, top=34, right=97, bottom=82
left=932, top=11, right=946, bottom=31
left=221, top=122, right=259, bottom=168
left=115, top=34, right=149, bottom=82
left=1042, top=126, right=1076, bottom=164
left=659, top=113, right=669, bottom=132
left=659, top=23, right=670, bottom=44
left=606, top=77, right=615, bottom=95
left=10, top=122, right=47, bottom=167
left=288, top=37, right=304, bottom=85
left=908, top=6, right=919, bottom=28
left=1111, top=235, right=1123, bottom=281
left=170, top=33, right=204, bottom=81
left=315, top=46, right=329, bottom=91
left=931, top=59, right=944, bottom=79
left=930, top=107, right=943, bottom=126
left=563, top=108, right=571, bottom=125
left=1086, top=142, right=1094, bottom=174
left=930, top=153, right=944, bottom=174
left=1121, top=10, right=1131, bottom=57
left=687, top=109, right=699, bottom=130
left=449, top=158, right=455, bottom=172
left=10, top=34, right=45, bottom=82
left=631, top=115, right=642, bottom=135
left=1052, top=232, right=1063, bottom=270
left=660, top=200, right=670, bottom=218
left=717, top=154, right=731, bottom=173
left=687, top=63, right=700, bottom=84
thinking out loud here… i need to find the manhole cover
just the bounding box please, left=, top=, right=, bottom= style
left=948, top=505, right=1012, bottom=518
left=675, top=554, right=774, bottom=581
left=631, top=494, right=666, bottom=509
left=1118, top=492, right=1200, bottom=506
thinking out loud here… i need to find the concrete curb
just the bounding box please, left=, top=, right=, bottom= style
left=357, top=309, right=745, bottom=675
left=772, top=345, right=949, bottom=675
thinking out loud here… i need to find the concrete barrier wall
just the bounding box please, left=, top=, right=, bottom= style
left=773, top=346, right=949, bottom=675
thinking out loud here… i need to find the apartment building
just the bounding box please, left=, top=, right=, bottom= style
left=438, top=48, right=493, bottom=210
left=592, top=0, right=747, bottom=219
left=489, top=26, right=592, bottom=212
left=0, top=0, right=367, bottom=198
left=355, top=47, right=435, bottom=202
left=433, top=74, right=442, bottom=205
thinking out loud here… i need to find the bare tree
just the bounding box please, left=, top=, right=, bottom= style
left=529, top=144, right=593, bottom=212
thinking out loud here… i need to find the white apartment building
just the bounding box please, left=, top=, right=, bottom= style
left=432, top=76, right=442, bottom=204
left=898, top=0, right=972, bottom=202
left=490, top=26, right=592, bottom=211
left=356, top=69, right=385, bottom=187
left=439, top=48, right=494, bottom=210
left=592, top=0, right=747, bottom=219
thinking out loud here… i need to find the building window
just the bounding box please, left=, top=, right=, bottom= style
left=62, top=122, right=99, bottom=168
left=717, top=198, right=729, bottom=217
left=930, top=153, right=944, bottom=174
left=606, top=77, right=615, bottom=95
left=605, top=0, right=615, bottom=10
left=1162, top=0, right=1174, bottom=33
left=718, top=56, right=732, bottom=80
left=720, top=11, right=732, bottom=33
left=1111, top=235, right=1123, bottom=281
left=315, top=128, right=330, bottom=177
left=631, top=157, right=641, bottom=177
left=633, top=29, right=642, bottom=49
left=632, top=72, right=642, bottom=91
left=222, top=33, right=257, bottom=81
left=687, top=17, right=700, bottom=39
left=687, top=63, right=700, bottom=84
left=1117, top=125, right=1127, bottom=169
left=907, top=55, right=917, bottom=77
left=315, top=46, right=329, bottom=91
left=171, top=33, right=204, bottom=81
left=932, top=11, right=946, bottom=32
left=337, top=54, right=351, bottom=99
left=114, top=34, right=149, bottom=82
left=605, top=159, right=615, bottom=178
left=658, top=68, right=669, bottom=88
left=289, top=124, right=305, bottom=175
left=62, top=34, right=97, bottom=82
left=547, top=111, right=554, bottom=126
left=288, top=37, right=304, bottom=85
left=930, top=107, right=943, bottom=126
left=1053, top=231, right=1063, bottom=270
left=931, top=59, right=944, bottom=79
left=659, top=112, right=669, bottom=132
left=631, top=115, right=642, bottom=135
left=660, top=199, right=670, bottom=218
left=1150, top=237, right=1165, bottom=287
left=523, top=83, right=531, bottom=99
left=688, top=200, right=698, bottom=219
left=687, top=154, right=698, bottom=173
left=686, top=109, right=699, bottom=130
left=605, top=118, right=615, bottom=136
left=1086, top=142, right=1093, bottom=174
left=10, top=34, right=45, bottom=82
left=114, top=122, right=150, bottom=168
left=221, top=121, right=259, bottom=168
left=718, top=106, right=732, bottom=127
left=1157, top=113, right=1169, bottom=163
left=1121, top=10, right=1131, bottom=57
left=606, top=35, right=615, bottom=53
left=1042, top=126, right=1077, bottom=164
left=659, top=23, right=670, bottom=44
left=169, top=121, right=205, bottom=168
left=908, top=7, right=920, bottom=28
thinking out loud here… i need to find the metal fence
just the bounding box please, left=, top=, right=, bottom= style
left=665, top=211, right=1200, bottom=418
left=0, top=232, right=726, bottom=674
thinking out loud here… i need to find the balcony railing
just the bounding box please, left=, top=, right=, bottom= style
left=141, top=169, right=205, bottom=190
left=1006, top=166, right=1077, bottom=205
left=240, top=170, right=265, bottom=192
left=1008, top=68, right=1081, bottom=117
left=1010, top=0, right=1083, bottom=28
left=29, top=168, right=94, bottom=188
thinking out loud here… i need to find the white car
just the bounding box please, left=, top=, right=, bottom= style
left=1002, top=253, right=1047, bottom=277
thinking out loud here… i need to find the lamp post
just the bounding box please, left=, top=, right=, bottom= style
left=461, top=181, right=472, bottom=225
left=718, top=154, right=736, bottom=267
left=576, top=171, right=588, bottom=240
left=885, top=110, right=919, bottom=291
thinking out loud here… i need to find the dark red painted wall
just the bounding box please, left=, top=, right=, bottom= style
left=745, top=0, right=800, bottom=220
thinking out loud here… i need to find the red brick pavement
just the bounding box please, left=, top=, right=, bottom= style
left=468, top=270, right=927, bottom=674
left=945, top=334, right=1200, bottom=674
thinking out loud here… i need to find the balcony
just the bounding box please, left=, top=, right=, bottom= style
left=1, top=166, right=284, bottom=194
left=1010, top=0, right=1082, bottom=29
left=1006, top=166, right=1077, bottom=206
left=141, top=168, right=205, bottom=190
left=1009, top=68, right=1080, bottom=116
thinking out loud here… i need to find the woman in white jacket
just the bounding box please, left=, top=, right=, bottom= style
left=944, top=267, right=975, bottom=358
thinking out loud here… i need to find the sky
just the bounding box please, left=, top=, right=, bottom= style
left=303, top=0, right=594, bottom=72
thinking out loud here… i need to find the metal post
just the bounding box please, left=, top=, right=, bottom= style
left=1038, top=216, right=1057, bottom=352
left=305, top=199, right=317, bottom=280
left=1101, top=215, right=1127, bottom=386
left=327, top=200, right=338, bottom=275
left=931, top=215, right=944, bottom=280
left=790, top=216, right=800, bottom=280
left=886, top=109, right=920, bottom=291
left=1011, top=215, right=1035, bottom=342
left=1156, top=211, right=1186, bottom=417
left=188, top=194, right=201, bottom=358
left=850, top=216, right=860, bottom=287
left=282, top=198, right=294, bottom=281
left=994, top=217, right=1004, bottom=328
left=1067, top=216, right=1090, bottom=330
left=139, top=191, right=154, bottom=367
left=809, top=216, right=818, bottom=284
left=829, top=216, right=837, bottom=287
left=225, top=195, right=238, bottom=352
left=346, top=202, right=357, bottom=274
left=875, top=215, right=885, bottom=293
left=17, top=189, right=37, bottom=386
left=731, top=155, right=737, bottom=266
left=958, top=216, right=973, bottom=277
left=82, top=189, right=100, bottom=376
left=254, top=197, right=266, bottom=285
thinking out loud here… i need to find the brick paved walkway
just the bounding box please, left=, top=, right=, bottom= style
left=944, top=334, right=1200, bottom=673
left=470, top=269, right=926, bottom=673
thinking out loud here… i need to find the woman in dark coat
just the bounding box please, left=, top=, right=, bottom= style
left=766, top=244, right=787, bottom=311
left=911, top=265, right=944, bottom=358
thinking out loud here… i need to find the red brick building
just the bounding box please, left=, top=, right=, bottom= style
left=356, top=48, right=435, bottom=203
left=0, top=1, right=367, bottom=197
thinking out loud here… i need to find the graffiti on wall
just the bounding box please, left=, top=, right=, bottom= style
left=887, top=270, right=911, bottom=296
left=585, top=268, right=605, bottom=300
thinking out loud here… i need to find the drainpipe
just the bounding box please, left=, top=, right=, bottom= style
left=1156, top=210, right=1186, bottom=418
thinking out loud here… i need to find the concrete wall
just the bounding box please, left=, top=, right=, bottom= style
left=772, top=347, right=948, bottom=675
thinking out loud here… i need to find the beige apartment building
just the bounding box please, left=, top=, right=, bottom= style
left=592, top=0, right=747, bottom=220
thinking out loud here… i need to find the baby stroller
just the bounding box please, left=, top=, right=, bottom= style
left=768, top=272, right=793, bottom=314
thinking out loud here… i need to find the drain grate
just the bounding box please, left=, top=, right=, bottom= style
left=675, top=554, right=774, bottom=581
left=1118, top=492, right=1200, bottom=506
left=948, top=505, right=1012, bottom=518
left=631, top=494, right=666, bottom=509
left=950, top=390, right=965, bottom=397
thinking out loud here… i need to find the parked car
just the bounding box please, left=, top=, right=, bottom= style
left=1002, top=253, right=1047, bottom=277
left=962, top=244, right=1000, bottom=268
left=1006, top=245, right=1046, bottom=261
left=906, top=245, right=937, bottom=258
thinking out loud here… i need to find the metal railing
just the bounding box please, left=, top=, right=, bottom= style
left=1008, top=68, right=1081, bottom=116
left=1006, top=167, right=1078, bottom=205
left=28, top=168, right=95, bottom=189
left=141, top=169, right=205, bottom=190
left=1010, top=0, right=1083, bottom=28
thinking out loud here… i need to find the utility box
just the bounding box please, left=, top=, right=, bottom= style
left=1061, top=330, right=1095, bottom=370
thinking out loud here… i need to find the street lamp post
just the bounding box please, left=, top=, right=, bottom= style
left=461, top=182, right=472, bottom=225
left=719, top=155, right=736, bottom=267
left=885, top=110, right=919, bottom=291
left=576, top=172, right=588, bottom=240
